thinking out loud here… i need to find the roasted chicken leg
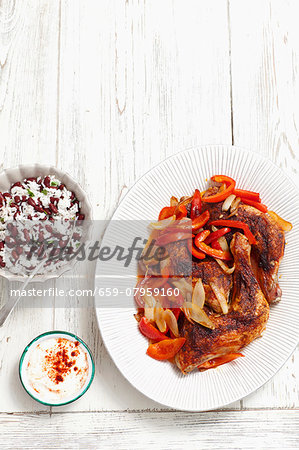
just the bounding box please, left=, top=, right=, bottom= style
left=236, top=205, right=285, bottom=304
left=175, top=233, right=270, bottom=373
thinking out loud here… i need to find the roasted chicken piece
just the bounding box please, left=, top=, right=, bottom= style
left=161, top=240, right=232, bottom=313
left=175, top=233, right=270, bottom=373
left=192, top=259, right=232, bottom=314
left=188, top=196, right=285, bottom=304
left=236, top=205, right=285, bottom=304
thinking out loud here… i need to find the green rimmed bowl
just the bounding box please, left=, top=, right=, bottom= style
left=19, top=331, right=95, bottom=407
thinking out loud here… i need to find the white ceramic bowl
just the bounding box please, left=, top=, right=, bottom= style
left=0, top=164, right=92, bottom=282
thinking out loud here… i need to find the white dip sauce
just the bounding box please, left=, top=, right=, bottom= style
left=25, top=337, right=89, bottom=403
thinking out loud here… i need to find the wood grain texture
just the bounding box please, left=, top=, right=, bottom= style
left=55, top=0, right=235, bottom=412
left=0, top=1, right=297, bottom=447
left=0, top=410, right=298, bottom=449
left=229, top=0, right=299, bottom=408
left=0, top=0, right=60, bottom=412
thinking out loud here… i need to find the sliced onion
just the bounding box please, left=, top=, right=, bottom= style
left=144, top=294, right=157, bottom=322
left=154, top=304, right=167, bottom=332
left=268, top=211, right=292, bottom=232
left=215, top=259, right=235, bottom=274
left=222, top=194, right=236, bottom=212
left=170, top=196, right=179, bottom=207
left=182, top=302, right=193, bottom=323
left=183, top=302, right=215, bottom=329
left=179, top=196, right=192, bottom=204
left=144, top=307, right=155, bottom=322
left=209, top=281, right=228, bottom=314
left=218, top=183, right=227, bottom=192
left=231, top=196, right=241, bottom=213
left=144, top=293, right=156, bottom=308
left=172, top=278, right=192, bottom=301
left=192, top=278, right=205, bottom=309
left=163, top=309, right=179, bottom=337
left=149, top=216, right=176, bottom=230
left=218, top=235, right=229, bottom=252
left=165, top=217, right=192, bottom=231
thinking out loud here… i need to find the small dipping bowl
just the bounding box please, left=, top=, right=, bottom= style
left=19, top=331, right=95, bottom=407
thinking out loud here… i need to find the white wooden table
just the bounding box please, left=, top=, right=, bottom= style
left=0, top=1, right=298, bottom=448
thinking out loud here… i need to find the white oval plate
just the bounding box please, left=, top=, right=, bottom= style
left=95, top=145, right=299, bottom=411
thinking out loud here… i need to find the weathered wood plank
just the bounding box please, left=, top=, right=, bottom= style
left=56, top=0, right=234, bottom=412
left=0, top=0, right=60, bottom=412
left=0, top=410, right=298, bottom=449
left=229, top=0, right=299, bottom=408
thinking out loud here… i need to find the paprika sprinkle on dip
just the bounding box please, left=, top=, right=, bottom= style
left=19, top=332, right=94, bottom=405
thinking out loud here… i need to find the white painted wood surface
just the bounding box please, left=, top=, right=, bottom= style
left=0, top=410, right=298, bottom=450
left=0, top=0, right=298, bottom=447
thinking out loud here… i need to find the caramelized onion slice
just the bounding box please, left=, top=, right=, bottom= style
left=163, top=309, right=179, bottom=337
left=211, top=225, right=230, bottom=252
left=230, top=196, right=241, bottom=213
left=143, top=294, right=156, bottom=322
left=172, top=278, right=193, bottom=302
left=209, top=281, right=228, bottom=314
left=222, top=194, right=236, bottom=212
left=215, top=258, right=235, bottom=274
left=154, top=304, right=167, bottom=333
left=268, top=211, right=292, bottom=232
left=149, top=216, right=176, bottom=230
left=182, top=302, right=215, bottom=329
left=192, top=278, right=205, bottom=309
left=218, top=235, right=229, bottom=252
left=144, top=307, right=155, bottom=322
left=170, top=196, right=179, bottom=207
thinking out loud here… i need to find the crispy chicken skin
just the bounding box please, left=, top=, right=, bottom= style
left=162, top=240, right=232, bottom=313
left=235, top=205, right=285, bottom=304
left=192, top=259, right=232, bottom=314
left=175, top=233, right=270, bottom=373
left=187, top=197, right=285, bottom=304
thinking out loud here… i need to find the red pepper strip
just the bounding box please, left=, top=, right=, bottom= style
left=139, top=317, right=168, bottom=341
left=146, top=337, right=186, bottom=360
left=156, top=231, right=190, bottom=246
left=210, top=220, right=257, bottom=245
left=158, top=206, right=176, bottom=221
left=202, top=175, right=236, bottom=203
left=205, top=227, right=231, bottom=245
left=198, top=353, right=244, bottom=370
left=171, top=308, right=181, bottom=321
left=211, top=239, right=222, bottom=251
left=233, top=189, right=260, bottom=202
left=175, top=204, right=188, bottom=219
left=192, top=210, right=210, bottom=232
left=240, top=198, right=268, bottom=213
left=194, top=241, right=232, bottom=261
left=190, top=189, right=202, bottom=219
left=187, top=239, right=206, bottom=259
left=194, top=229, right=210, bottom=245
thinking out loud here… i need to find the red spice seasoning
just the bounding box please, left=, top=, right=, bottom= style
left=43, top=338, right=80, bottom=384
